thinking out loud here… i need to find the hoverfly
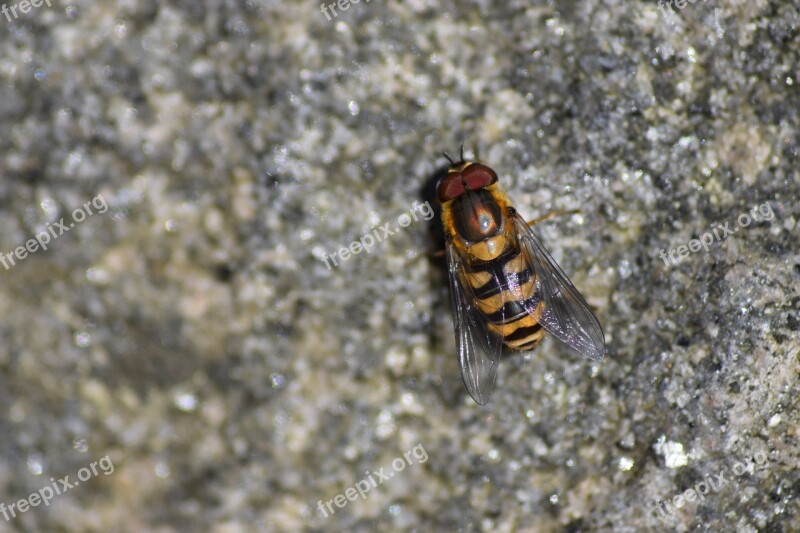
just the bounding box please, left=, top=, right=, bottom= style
left=437, top=153, right=606, bottom=405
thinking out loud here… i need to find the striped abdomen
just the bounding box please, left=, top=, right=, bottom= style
left=463, top=248, right=546, bottom=351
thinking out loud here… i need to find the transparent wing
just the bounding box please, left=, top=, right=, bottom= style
left=513, top=213, right=606, bottom=360
left=446, top=242, right=505, bottom=405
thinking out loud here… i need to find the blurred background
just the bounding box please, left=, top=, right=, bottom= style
left=0, top=0, right=798, bottom=531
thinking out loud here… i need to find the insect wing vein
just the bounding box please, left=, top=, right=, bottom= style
left=513, top=214, right=606, bottom=360
left=446, top=243, right=504, bottom=404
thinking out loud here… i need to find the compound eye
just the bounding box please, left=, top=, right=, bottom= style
left=437, top=174, right=465, bottom=202
left=462, top=164, right=498, bottom=191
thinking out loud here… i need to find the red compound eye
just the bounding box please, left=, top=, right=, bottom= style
left=437, top=164, right=498, bottom=202
left=437, top=174, right=465, bottom=202
left=461, top=164, right=498, bottom=191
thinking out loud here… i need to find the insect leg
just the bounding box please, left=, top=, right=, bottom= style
left=526, top=209, right=581, bottom=227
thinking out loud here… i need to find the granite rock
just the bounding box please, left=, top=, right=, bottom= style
left=0, top=1, right=798, bottom=531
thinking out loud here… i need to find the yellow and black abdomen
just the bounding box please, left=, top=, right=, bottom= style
left=463, top=249, right=546, bottom=352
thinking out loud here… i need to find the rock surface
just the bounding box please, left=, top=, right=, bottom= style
left=0, top=1, right=798, bottom=531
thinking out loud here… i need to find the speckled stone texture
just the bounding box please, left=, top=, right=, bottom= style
left=0, top=0, right=798, bottom=531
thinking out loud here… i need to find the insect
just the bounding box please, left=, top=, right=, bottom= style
left=437, top=153, right=606, bottom=405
